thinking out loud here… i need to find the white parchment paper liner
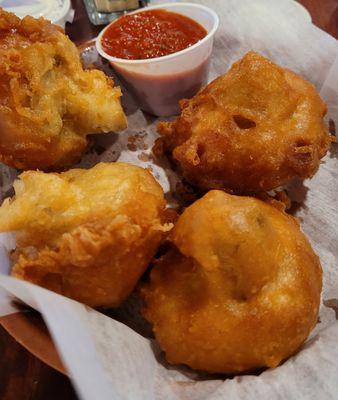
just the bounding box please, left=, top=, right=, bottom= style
left=0, top=0, right=338, bottom=399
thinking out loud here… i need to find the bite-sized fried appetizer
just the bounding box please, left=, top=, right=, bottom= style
left=0, top=9, right=127, bottom=170
left=157, top=51, right=331, bottom=194
left=0, top=162, right=171, bottom=308
left=142, top=190, right=322, bottom=374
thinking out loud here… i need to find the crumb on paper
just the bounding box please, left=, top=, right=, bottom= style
left=329, top=119, right=336, bottom=138
left=127, top=132, right=149, bottom=151
left=127, top=132, right=149, bottom=152
left=138, top=152, right=152, bottom=162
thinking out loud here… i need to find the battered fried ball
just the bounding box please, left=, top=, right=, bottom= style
left=0, top=162, right=171, bottom=308
left=0, top=9, right=127, bottom=170
left=142, top=190, right=322, bottom=374
left=157, top=51, right=331, bottom=193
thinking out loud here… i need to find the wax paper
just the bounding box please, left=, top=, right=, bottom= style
left=0, top=0, right=338, bottom=399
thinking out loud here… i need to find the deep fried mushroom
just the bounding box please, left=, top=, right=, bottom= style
left=0, top=162, right=171, bottom=307
left=157, top=52, right=331, bottom=193
left=0, top=9, right=127, bottom=170
left=142, top=190, right=322, bottom=373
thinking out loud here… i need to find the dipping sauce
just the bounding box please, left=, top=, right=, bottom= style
left=101, top=9, right=207, bottom=60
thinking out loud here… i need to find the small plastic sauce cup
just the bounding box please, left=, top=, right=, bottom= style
left=96, top=2, right=219, bottom=117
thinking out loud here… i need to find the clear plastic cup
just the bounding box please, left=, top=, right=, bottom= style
left=96, top=2, right=219, bottom=116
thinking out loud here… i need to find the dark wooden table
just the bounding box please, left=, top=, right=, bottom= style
left=0, top=1, right=337, bottom=399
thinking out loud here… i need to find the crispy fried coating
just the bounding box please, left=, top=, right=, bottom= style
left=0, top=9, right=127, bottom=170
left=157, top=52, right=331, bottom=193
left=0, top=162, right=171, bottom=308
left=142, top=190, right=322, bottom=374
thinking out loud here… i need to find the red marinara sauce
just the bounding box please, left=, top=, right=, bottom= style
left=101, top=9, right=207, bottom=60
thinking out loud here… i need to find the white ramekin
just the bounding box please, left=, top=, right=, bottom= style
left=96, top=2, right=219, bottom=116
left=2, top=0, right=73, bottom=28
